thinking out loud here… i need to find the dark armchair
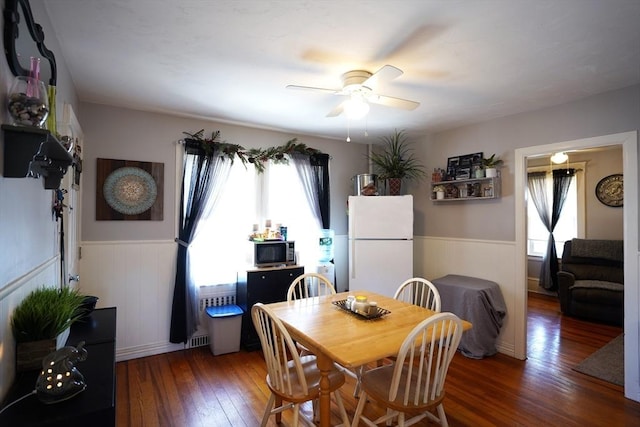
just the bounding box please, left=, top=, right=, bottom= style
left=557, top=239, right=623, bottom=326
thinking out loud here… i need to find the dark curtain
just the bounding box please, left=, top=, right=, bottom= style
left=310, top=153, right=331, bottom=229
left=169, top=142, right=216, bottom=344
left=528, top=169, right=575, bottom=291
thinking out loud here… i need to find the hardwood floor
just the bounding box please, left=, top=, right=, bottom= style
left=116, top=293, right=640, bottom=426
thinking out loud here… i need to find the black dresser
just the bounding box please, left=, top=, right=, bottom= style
left=0, top=307, right=117, bottom=426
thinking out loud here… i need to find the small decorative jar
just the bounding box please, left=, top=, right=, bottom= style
left=345, top=295, right=356, bottom=310
left=7, top=76, right=49, bottom=128
left=352, top=295, right=368, bottom=314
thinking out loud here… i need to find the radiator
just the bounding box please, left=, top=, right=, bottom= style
left=188, top=283, right=236, bottom=349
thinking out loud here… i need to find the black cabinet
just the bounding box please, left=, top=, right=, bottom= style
left=236, top=265, right=304, bottom=350
left=1, top=124, right=73, bottom=189
left=0, top=308, right=117, bottom=427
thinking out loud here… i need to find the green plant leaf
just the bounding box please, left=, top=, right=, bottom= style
left=368, top=129, right=426, bottom=181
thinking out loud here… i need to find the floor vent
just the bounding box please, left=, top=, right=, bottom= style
left=190, top=334, right=209, bottom=348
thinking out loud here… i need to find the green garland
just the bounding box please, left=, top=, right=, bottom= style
left=182, top=129, right=324, bottom=173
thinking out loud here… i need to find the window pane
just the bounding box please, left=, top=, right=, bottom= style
left=187, top=157, right=323, bottom=287
left=189, top=160, right=257, bottom=286
left=527, top=174, right=577, bottom=258
left=265, top=162, right=322, bottom=266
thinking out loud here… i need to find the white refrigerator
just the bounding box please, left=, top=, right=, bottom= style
left=348, top=195, right=414, bottom=297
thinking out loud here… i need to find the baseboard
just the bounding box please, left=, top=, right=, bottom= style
left=116, top=342, right=186, bottom=362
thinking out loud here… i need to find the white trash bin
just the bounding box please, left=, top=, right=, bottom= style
left=205, top=304, right=243, bottom=356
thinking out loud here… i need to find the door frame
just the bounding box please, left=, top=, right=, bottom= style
left=514, top=131, right=638, bottom=401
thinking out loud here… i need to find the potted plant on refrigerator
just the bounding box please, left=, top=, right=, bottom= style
left=11, top=286, right=86, bottom=372
left=368, top=129, right=426, bottom=195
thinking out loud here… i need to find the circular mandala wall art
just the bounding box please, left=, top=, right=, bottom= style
left=103, top=167, right=158, bottom=215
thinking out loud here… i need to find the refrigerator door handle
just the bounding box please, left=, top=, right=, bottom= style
left=350, top=239, right=356, bottom=279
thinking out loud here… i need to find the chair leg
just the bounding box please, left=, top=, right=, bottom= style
left=275, top=396, right=283, bottom=424
left=437, top=403, right=449, bottom=427
left=353, top=366, right=364, bottom=397
left=260, top=394, right=276, bottom=427
left=333, top=389, right=350, bottom=427
left=351, top=390, right=368, bottom=427
left=292, top=403, right=299, bottom=426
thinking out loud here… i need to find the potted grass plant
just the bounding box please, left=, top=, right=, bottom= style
left=368, top=130, right=426, bottom=195
left=11, top=286, right=86, bottom=371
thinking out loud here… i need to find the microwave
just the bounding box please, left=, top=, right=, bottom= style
left=254, top=240, right=296, bottom=268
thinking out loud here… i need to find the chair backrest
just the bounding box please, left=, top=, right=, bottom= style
left=251, top=303, right=309, bottom=397
left=287, top=273, right=336, bottom=301
left=389, top=312, right=463, bottom=407
left=393, top=277, right=442, bottom=312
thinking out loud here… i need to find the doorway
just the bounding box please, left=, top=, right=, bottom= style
left=514, top=131, right=639, bottom=401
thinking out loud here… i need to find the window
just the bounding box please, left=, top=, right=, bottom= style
left=527, top=163, right=585, bottom=258
left=187, top=157, right=322, bottom=287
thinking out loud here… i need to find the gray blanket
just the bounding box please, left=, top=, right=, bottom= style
left=431, top=274, right=507, bottom=359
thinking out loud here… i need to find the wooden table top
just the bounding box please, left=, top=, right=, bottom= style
left=266, top=290, right=473, bottom=368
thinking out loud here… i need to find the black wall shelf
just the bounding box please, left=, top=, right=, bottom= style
left=2, top=124, right=72, bottom=189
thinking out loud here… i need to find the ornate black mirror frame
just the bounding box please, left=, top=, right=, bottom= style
left=3, top=0, right=57, bottom=86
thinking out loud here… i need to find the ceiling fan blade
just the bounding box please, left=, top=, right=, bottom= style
left=326, top=102, right=344, bottom=117
left=286, top=84, right=339, bottom=94
left=368, top=94, right=420, bottom=110
left=362, top=64, right=403, bottom=88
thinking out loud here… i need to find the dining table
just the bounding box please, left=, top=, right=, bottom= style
left=265, top=290, right=473, bottom=427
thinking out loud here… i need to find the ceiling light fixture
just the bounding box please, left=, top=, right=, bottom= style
left=550, top=152, right=568, bottom=164
left=343, top=94, right=370, bottom=120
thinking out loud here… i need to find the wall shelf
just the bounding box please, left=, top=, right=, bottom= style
left=2, top=124, right=73, bottom=189
left=431, top=176, right=501, bottom=202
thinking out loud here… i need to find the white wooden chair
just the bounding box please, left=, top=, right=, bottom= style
left=287, top=273, right=336, bottom=357
left=359, top=277, right=443, bottom=396
left=393, top=277, right=442, bottom=312
left=287, top=272, right=336, bottom=300
left=351, top=312, right=464, bottom=427
left=251, top=303, right=350, bottom=427
left=287, top=273, right=362, bottom=398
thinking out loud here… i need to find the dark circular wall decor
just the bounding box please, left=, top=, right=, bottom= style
left=103, top=167, right=158, bottom=215
left=595, top=173, right=623, bottom=207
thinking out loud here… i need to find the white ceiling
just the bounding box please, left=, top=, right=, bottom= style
left=43, top=0, right=640, bottom=143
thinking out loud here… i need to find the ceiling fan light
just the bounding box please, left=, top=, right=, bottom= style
left=551, top=152, right=568, bottom=164
left=343, top=97, right=370, bottom=120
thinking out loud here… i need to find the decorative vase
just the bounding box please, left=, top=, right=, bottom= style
left=485, top=168, right=498, bottom=178
left=475, top=168, right=485, bottom=178
left=15, top=327, right=70, bottom=372
left=436, top=191, right=445, bottom=200
left=388, top=178, right=402, bottom=195
left=7, top=76, right=49, bottom=128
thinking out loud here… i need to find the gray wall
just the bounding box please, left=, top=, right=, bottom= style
left=78, top=102, right=368, bottom=242
left=412, top=85, right=639, bottom=240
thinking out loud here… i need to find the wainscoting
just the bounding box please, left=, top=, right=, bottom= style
left=80, top=237, right=519, bottom=362
left=0, top=256, right=60, bottom=400
left=79, top=240, right=183, bottom=361
left=414, top=236, right=518, bottom=358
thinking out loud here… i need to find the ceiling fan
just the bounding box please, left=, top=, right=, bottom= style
left=286, top=65, right=420, bottom=119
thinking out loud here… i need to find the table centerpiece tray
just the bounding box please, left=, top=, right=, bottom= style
left=332, top=299, right=391, bottom=319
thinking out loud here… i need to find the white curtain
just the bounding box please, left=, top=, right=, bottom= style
left=291, top=153, right=323, bottom=229
left=185, top=153, right=232, bottom=312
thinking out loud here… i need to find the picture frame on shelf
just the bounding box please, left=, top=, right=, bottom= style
left=446, top=152, right=483, bottom=180
left=456, top=167, right=471, bottom=180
